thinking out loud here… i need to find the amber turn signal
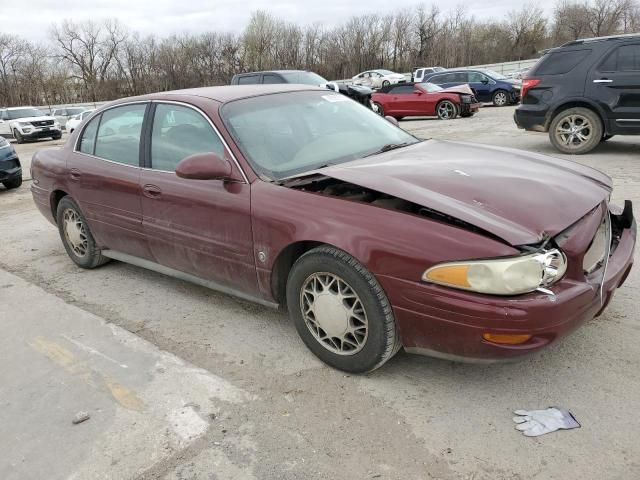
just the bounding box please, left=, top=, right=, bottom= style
left=482, top=333, right=532, bottom=345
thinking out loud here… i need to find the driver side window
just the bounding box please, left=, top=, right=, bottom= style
left=150, top=104, right=225, bottom=172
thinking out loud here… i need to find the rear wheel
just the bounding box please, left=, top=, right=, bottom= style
left=436, top=100, right=458, bottom=120
left=56, top=196, right=110, bottom=269
left=549, top=107, right=603, bottom=155
left=492, top=90, right=509, bottom=107
left=2, top=174, right=22, bottom=190
left=382, top=80, right=390, bottom=88
left=286, top=246, right=400, bottom=373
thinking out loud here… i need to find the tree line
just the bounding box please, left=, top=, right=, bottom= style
left=1, top=0, right=638, bottom=107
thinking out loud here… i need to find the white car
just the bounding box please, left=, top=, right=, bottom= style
left=0, top=107, right=62, bottom=144
left=352, top=69, right=407, bottom=89
left=52, top=106, right=91, bottom=130
left=65, top=109, right=95, bottom=133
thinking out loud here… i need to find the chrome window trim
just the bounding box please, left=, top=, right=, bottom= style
left=150, top=100, right=249, bottom=183
left=73, top=100, right=150, bottom=156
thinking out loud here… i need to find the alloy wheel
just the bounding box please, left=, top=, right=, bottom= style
left=300, top=272, right=368, bottom=355
left=437, top=101, right=456, bottom=120
left=493, top=91, right=508, bottom=106
left=554, top=114, right=593, bottom=148
left=63, top=208, right=88, bottom=257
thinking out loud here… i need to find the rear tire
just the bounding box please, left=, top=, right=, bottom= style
left=382, top=80, right=390, bottom=88
left=286, top=246, right=400, bottom=373
left=2, top=174, right=22, bottom=190
left=549, top=107, right=603, bottom=155
left=56, top=196, right=110, bottom=269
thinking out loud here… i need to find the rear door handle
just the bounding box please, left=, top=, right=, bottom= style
left=593, top=79, right=613, bottom=83
left=70, top=168, right=81, bottom=180
left=143, top=184, right=162, bottom=198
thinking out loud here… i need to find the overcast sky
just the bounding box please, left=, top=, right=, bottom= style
left=2, top=0, right=557, bottom=42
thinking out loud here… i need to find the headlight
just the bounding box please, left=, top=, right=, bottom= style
left=18, top=122, right=32, bottom=127
left=423, top=249, right=567, bottom=295
left=460, top=95, right=472, bottom=103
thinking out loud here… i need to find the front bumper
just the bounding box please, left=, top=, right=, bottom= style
left=16, top=125, right=61, bottom=139
left=462, top=102, right=481, bottom=114
left=378, top=211, right=636, bottom=362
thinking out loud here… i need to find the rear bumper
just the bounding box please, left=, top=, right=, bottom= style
left=514, top=105, right=549, bottom=132
left=0, top=156, right=22, bottom=181
left=378, top=219, right=636, bottom=362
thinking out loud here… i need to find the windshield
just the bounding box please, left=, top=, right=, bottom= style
left=420, top=82, right=444, bottom=92
left=7, top=108, right=46, bottom=119
left=221, top=91, right=418, bottom=180
left=480, top=69, right=507, bottom=80
left=280, top=71, right=328, bottom=85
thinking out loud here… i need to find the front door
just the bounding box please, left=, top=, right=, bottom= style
left=587, top=42, right=640, bottom=134
left=139, top=102, right=257, bottom=295
left=69, top=102, right=152, bottom=260
left=467, top=71, right=494, bottom=102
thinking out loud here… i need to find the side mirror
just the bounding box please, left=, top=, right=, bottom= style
left=175, top=152, right=232, bottom=181
left=385, top=116, right=399, bottom=126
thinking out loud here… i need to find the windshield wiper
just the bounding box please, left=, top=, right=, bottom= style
left=364, top=142, right=411, bottom=158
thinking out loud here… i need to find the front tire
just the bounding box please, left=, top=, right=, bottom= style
left=492, top=90, right=509, bottom=107
left=53, top=133, right=62, bottom=140
left=13, top=129, right=24, bottom=144
left=286, top=246, right=400, bottom=373
left=372, top=102, right=384, bottom=116
left=436, top=100, right=458, bottom=120
left=549, top=107, right=603, bottom=155
left=2, top=174, right=22, bottom=190
left=601, top=134, right=614, bottom=142
left=56, top=196, right=110, bottom=269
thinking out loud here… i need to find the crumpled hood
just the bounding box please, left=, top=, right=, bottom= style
left=318, top=140, right=612, bottom=245
left=440, top=84, right=475, bottom=96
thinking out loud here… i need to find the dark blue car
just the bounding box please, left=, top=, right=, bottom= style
left=0, top=136, right=22, bottom=190
left=422, top=69, right=521, bottom=106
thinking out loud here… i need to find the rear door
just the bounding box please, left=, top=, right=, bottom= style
left=587, top=42, right=640, bottom=134
left=139, top=101, right=257, bottom=294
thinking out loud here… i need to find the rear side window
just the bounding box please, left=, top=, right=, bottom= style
left=262, top=74, right=283, bottom=84
left=94, top=104, right=146, bottom=166
left=600, top=44, right=640, bottom=72
left=79, top=115, right=100, bottom=154
left=150, top=104, right=225, bottom=172
left=237, top=75, right=260, bottom=85
left=535, top=49, right=591, bottom=75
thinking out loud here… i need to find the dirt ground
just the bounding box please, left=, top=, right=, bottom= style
left=1, top=106, right=639, bottom=480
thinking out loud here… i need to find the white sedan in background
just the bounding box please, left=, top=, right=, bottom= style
left=65, top=109, right=95, bottom=133
left=352, top=69, right=407, bottom=89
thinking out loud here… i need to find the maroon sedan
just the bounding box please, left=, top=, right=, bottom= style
left=372, top=82, right=481, bottom=120
left=31, top=85, right=635, bottom=373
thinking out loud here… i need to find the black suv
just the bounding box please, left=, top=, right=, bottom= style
left=515, top=34, right=640, bottom=154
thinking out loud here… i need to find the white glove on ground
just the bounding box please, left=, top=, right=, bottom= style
left=513, top=408, right=580, bottom=437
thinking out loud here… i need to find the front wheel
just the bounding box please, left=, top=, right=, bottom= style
left=53, top=133, right=62, bottom=140
left=492, top=90, right=509, bottom=107
left=549, top=107, right=603, bottom=155
left=13, top=129, right=24, bottom=144
left=2, top=174, right=22, bottom=190
left=436, top=100, right=458, bottom=120
left=372, top=102, right=384, bottom=116
left=286, top=246, right=400, bottom=373
left=56, top=196, right=110, bottom=269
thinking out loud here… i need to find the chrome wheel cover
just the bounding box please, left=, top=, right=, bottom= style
left=300, top=272, right=368, bottom=355
left=494, top=92, right=508, bottom=106
left=555, top=114, right=593, bottom=148
left=63, top=208, right=88, bottom=257
left=438, top=101, right=455, bottom=119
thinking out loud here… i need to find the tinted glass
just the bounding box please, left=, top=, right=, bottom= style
left=151, top=104, right=224, bottom=172
left=94, top=104, right=146, bottom=166
left=238, top=75, right=260, bottom=85
left=389, top=85, right=415, bottom=94
left=222, top=91, right=418, bottom=180
left=602, top=44, right=640, bottom=72
left=468, top=72, right=488, bottom=82
left=480, top=69, right=507, bottom=80
left=262, top=74, right=283, bottom=84
left=535, top=49, right=591, bottom=75
left=79, top=114, right=100, bottom=154
left=279, top=71, right=327, bottom=85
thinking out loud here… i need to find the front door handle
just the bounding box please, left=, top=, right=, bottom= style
left=593, top=79, right=613, bottom=83
left=70, top=168, right=81, bottom=181
left=143, top=184, right=162, bottom=198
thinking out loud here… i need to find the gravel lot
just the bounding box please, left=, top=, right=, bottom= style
left=1, top=106, right=639, bottom=480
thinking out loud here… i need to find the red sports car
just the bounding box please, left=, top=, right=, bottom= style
left=372, top=82, right=481, bottom=120
left=31, top=85, right=635, bottom=373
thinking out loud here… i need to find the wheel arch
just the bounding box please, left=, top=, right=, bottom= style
left=270, top=240, right=327, bottom=304
left=50, top=189, right=70, bottom=224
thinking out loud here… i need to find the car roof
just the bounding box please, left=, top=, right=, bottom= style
left=562, top=33, right=640, bottom=47
left=6, top=106, right=37, bottom=110
left=235, top=70, right=311, bottom=75
left=124, top=84, right=325, bottom=104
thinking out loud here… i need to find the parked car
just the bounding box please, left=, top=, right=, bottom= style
left=515, top=34, right=640, bottom=154
left=230, top=69, right=374, bottom=109
left=372, top=82, right=480, bottom=120
left=52, top=107, right=91, bottom=130
left=507, top=67, right=530, bottom=80
left=422, top=69, right=521, bottom=106
left=0, top=135, right=21, bottom=189
left=0, top=107, right=62, bottom=143
left=31, top=85, right=635, bottom=373
left=412, top=66, right=446, bottom=83
left=352, top=69, right=407, bottom=89
left=66, top=109, right=95, bottom=133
